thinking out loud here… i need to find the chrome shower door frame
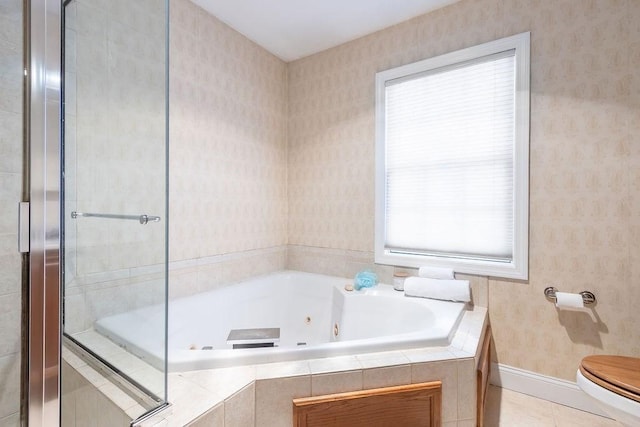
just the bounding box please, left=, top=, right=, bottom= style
left=27, top=0, right=62, bottom=425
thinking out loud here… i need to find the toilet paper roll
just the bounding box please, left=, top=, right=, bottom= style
left=555, top=292, right=585, bottom=310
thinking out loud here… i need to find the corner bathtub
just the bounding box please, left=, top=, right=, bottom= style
left=95, top=271, right=467, bottom=372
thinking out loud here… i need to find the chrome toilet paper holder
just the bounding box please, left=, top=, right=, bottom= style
left=544, top=287, right=596, bottom=306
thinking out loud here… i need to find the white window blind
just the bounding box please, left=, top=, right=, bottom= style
left=384, top=51, right=516, bottom=261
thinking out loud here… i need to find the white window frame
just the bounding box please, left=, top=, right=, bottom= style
left=374, top=32, right=530, bottom=280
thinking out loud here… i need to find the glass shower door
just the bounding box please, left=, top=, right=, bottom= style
left=61, top=0, right=168, bottom=420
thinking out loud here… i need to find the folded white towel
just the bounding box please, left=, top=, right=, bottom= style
left=404, top=277, right=471, bottom=302
left=418, top=266, right=455, bottom=280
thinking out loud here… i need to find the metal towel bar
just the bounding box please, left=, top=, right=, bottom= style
left=71, top=211, right=161, bottom=225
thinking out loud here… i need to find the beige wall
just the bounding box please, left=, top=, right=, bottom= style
left=170, top=0, right=288, bottom=261
left=490, top=0, right=640, bottom=379
left=168, top=0, right=288, bottom=298
left=0, top=0, right=22, bottom=424
left=288, top=0, right=640, bottom=380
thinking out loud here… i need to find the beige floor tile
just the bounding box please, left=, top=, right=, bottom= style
left=484, top=385, right=555, bottom=426
left=484, top=385, right=623, bottom=427
left=552, top=402, right=622, bottom=427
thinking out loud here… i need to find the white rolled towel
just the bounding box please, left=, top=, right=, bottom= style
left=418, top=266, right=455, bottom=280
left=404, top=277, right=471, bottom=303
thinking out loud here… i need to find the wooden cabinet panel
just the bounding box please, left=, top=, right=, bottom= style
left=293, top=381, right=442, bottom=427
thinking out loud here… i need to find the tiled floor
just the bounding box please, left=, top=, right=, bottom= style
left=484, top=385, right=623, bottom=427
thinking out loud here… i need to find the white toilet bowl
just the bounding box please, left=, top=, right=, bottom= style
left=576, top=356, right=640, bottom=427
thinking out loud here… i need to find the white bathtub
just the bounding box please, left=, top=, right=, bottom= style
left=95, top=271, right=467, bottom=372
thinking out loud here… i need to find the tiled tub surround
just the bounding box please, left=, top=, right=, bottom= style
left=62, top=247, right=485, bottom=423
left=142, top=305, right=488, bottom=426
left=61, top=268, right=486, bottom=425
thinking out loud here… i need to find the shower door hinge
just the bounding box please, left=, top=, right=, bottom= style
left=18, top=202, right=29, bottom=253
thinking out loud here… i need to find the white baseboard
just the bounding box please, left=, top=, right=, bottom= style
left=489, top=363, right=609, bottom=418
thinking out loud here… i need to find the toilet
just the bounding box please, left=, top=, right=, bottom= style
left=576, top=355, right=640, bottom=426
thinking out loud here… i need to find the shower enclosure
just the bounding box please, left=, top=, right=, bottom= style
left=60, top=0, right=169, bottom=422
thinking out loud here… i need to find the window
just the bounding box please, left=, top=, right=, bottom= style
left=375, top=33, right=530, bottom=280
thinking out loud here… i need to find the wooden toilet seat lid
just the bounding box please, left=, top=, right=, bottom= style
left=580, top=355, right=640, bottom=402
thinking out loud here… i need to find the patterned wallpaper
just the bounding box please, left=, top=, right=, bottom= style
left=491, top=0, right=640, bottom=380
left=288, top=0, right=640, bottom=380
left=170, top=0, right=288, bottom=263
left=0, top=0, right=22, bottom=423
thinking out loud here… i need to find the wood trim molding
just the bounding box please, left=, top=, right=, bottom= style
left=476, top=325, right=492, bottom=427
left=293, top=381, right=442, bottom=427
